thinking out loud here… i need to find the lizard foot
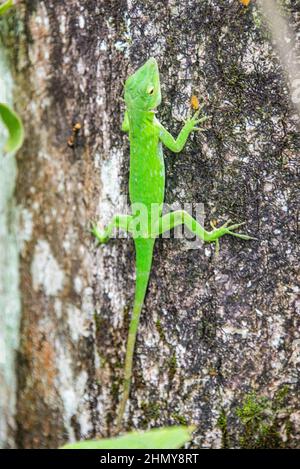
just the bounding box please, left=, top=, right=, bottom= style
left=209, top=220, right=257, bottom=243
left=90, top=221, right=108, bottom=244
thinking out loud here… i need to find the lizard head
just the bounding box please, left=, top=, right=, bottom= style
left=124, top=57, right=161, bottom=112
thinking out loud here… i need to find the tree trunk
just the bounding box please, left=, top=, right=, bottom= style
left=0, top=0, right=299, bottom=448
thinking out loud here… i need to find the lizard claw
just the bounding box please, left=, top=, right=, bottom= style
left=190, top=114, right=210, bottom=133
left=225, top=221, right=257, bottom=240
left=219, top=219, right=232, bottom=229
left=226, top=231, right=257, bottom=241
left=90, top=221, right=108, bottom=244
left=226, top=221, right=246, bottom=231
left=194, top=115, right=210, bottom=125
left=208, top=219, right=257, bottom=244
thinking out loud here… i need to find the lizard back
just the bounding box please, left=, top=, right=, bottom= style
left=128, top=113, right=165, bottom=218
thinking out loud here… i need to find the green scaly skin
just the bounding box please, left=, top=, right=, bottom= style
left=92, top=58, right=254, bottom=432
left=0, top=0, right=14, bottom=16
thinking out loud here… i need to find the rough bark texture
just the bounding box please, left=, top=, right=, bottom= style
left=0, top=0, right=299, bottom=448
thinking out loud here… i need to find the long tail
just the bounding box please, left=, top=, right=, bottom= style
left=116, top=238, right=155, bottom=432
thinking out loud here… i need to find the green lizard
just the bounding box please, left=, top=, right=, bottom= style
left=92, top=57, right=253, bottom=431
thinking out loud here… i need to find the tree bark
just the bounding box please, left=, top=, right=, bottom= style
left=1, top=0, right=299, bottom=448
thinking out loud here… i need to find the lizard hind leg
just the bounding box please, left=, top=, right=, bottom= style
left=91, top=214, right=133, bottom=244
left=155, top=210, right=255, bottom=249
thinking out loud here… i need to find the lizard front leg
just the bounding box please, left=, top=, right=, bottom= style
left=156, top=108, right=208, bottom=153
left=91, top=214, right=133, bottom=243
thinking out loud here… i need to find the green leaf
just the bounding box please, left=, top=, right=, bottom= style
left=0, top=0, right=14, bottom=16
left=61, top=425, right=195, bottom=450
left=0, top=102, right=24, bottom=153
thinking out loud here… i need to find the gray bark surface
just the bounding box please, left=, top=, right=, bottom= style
left=1, top=0, right=299, bottom=448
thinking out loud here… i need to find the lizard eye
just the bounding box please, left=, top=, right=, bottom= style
left=147, top=86, right=154, bottom=95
